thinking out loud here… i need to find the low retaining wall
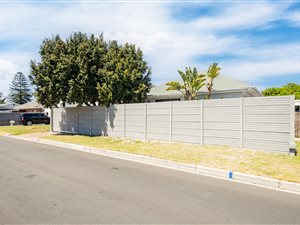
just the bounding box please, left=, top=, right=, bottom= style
left=0, top=112, right=20, bottom=126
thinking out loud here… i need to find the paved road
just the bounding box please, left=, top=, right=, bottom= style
left=1, top=136, right=300, bottom=224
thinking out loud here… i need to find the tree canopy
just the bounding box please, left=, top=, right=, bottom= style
left=262, top=83, right=300, bottom=99
left=8, top=72, right=32, bottom=104
left=166, top=67, right=206, bottom=100
left=30, top=32, right=151, bottom=108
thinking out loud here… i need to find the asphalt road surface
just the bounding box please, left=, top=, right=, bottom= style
left=1, top=136, right=300, bottom=224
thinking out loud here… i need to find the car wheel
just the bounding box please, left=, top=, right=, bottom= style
left=26, top=121, right=33, bottom=126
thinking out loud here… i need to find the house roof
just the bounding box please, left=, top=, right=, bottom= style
left=149, top=74, right=258, bottom=96
left=0, top=103, right=19, bottom=110
left=14, top=100, right=44, bottom=110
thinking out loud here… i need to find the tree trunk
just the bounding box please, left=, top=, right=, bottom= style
left=185, top=90, right=193, bottom=101
left=207, top=87, right=212, bottom=99
left=207, top=79, right=213, bottom=99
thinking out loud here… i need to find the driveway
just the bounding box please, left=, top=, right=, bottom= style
left=1, top=136, right=300, bottom=224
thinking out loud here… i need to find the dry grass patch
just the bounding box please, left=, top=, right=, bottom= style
left=43, top=134, right=300, bottom=183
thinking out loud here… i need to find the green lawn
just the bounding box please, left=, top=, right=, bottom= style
left=43, top=134, right=300, bottom=183
left=0, top=125, right=50, bottom=136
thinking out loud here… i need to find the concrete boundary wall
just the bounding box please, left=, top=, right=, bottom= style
left=51, top=96, right=295, bottom=154
left=0, top=112, right=20, bottom=126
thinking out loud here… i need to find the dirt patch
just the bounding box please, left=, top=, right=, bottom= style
left=20, top=132, right=52, bottom=138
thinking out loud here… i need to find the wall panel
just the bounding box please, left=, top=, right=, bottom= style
left=52, top=96, right=294, bottom=154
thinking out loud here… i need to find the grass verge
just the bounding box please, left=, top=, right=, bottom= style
left=43, top=134, right=300, bottom=183
left=0, top=125, right=50, bottom=136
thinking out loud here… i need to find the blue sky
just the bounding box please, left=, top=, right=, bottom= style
left=0, top=1, right=300, bottom=96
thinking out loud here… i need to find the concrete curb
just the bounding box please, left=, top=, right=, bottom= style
left=4, top=134, right=300, bottom=195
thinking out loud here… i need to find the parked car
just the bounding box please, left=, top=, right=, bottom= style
left=20, top=113, right=50, bottom=126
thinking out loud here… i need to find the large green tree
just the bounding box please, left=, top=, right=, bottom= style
left=262, top=82, right=300, bottom=99
left=166, top=67, right=206, bottom=100
left=98, top=41, right=151, bottom=106
left=8, top=72, right=32, bottom=104
left=30, top=35, right=67, bottom=107
left=30, top=32, right=151, bottom=107
left=66, top=33, right=108, bottom=106
left=0, top=92, right=5, bottom=104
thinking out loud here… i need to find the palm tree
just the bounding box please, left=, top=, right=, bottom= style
left=206, top=63, right=221, bottom=99
left=166, top=67, right=206, bottom=100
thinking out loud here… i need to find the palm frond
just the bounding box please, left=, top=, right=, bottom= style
left=207, top=62, right=221, bottom=79
left=166, top=81, right=184, bottom=91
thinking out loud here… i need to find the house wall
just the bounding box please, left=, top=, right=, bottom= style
left=17, top=108, right=44, bottom=113
left=198, top=91, right=245, bottom=99
left=148, top=88, right=258, bottom=102
left=52, top=96, right=295, bottom=154
left=44, top=108, right=52, bottom=117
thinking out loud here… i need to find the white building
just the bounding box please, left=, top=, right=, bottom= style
left=147, top=75, right=261, bottom=102
left=295, top=100, right=300, bottom=112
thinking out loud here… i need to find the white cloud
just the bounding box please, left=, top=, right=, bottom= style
left=0, top=58, right=18, bottom=97
left=105, top=31, right=240, bottom=81
left=223, top=58, right=300, bottom=81
left=233, top=43, right=300, bottom=59
left=192, top=1, right=289, bottom=31
left=0, top=1, right=241, bottom=94
left=220, top=42, right=300, bottom=85
left=286, top=11, right=300, bottom=26
left=0, top=1, right=299, bottom=96
left=0, top=59, right=17, bottom=80
left=0, top=51, right=35, bottom=97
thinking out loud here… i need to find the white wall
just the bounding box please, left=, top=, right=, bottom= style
left=52, top=96, right=295, bottom=154
left=148, top=88, right=259, bottom=102
left=44, top=108, right=51, bottom=117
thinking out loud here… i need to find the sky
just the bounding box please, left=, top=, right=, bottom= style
left=0, top=0, right=300, bottom=97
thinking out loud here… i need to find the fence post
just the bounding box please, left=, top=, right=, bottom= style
left=144, top=103, right=147, bottom=141
left=90, top=106, right=92, bottom=136
left=290, top=95, right=295, bottom=143
left=240, top=98, right=244, bottom=148
left=77, top=107, right=79, bottom=134
left=169, top=101, right=173, bottom=142
left=123, top=104, right=126, bottom=138
left=60, top=107, right=63, bottom=133
left=200, top=100, right=204, bottom=145
left=50, top=108, right=53, bottom=132
left=296, top=112, right=299, bottom=138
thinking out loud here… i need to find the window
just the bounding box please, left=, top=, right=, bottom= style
left=155, top=98, right=181, bottom=102
left=37, top=113, right=46, bottom=118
